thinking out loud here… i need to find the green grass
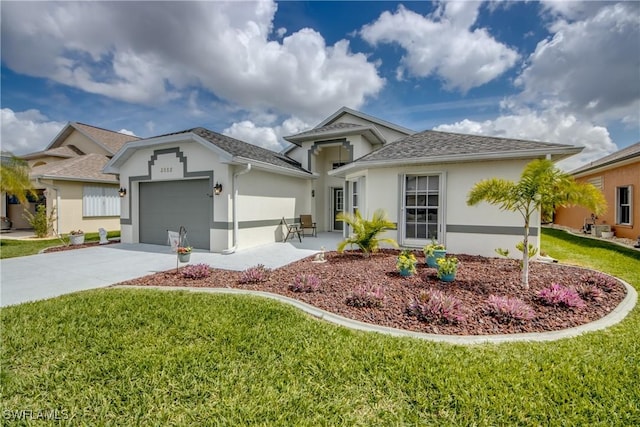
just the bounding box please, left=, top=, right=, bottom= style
left=0, top=231, right=120, bottom=259
left=1, top=229, right=639, bottom=425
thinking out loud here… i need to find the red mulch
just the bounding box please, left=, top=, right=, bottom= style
left=118, top=249, right=626, bottom=336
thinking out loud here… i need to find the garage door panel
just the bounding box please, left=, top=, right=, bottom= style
left=139, top=180, right=211, bottom=249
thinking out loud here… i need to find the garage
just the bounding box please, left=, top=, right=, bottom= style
left=139, top=179, right=211, bottom=250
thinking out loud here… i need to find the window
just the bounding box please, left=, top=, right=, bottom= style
left=83, top=186, right=120, bottom=217
left=352, top=181, right=358, bottom=213
left=616, top=186, right=632, bottom=225
left=404, top=175, right=440, bottom=242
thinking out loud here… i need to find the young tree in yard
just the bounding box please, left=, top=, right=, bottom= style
left=0, top=156, right=35, bottom=205
left=337, top=209, right=398, bottom=256
left=467, top=159, right=606, bottom=289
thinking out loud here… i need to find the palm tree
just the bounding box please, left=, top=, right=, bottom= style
left=336, top=209, right=398, bottom=256
left=467, top=159, right=606, bottom=288
left=0, top=156, right=35, bottom=205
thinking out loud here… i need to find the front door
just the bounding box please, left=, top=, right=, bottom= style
left=333, top=188, right=344, bottom=231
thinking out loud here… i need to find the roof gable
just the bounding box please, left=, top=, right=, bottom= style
left=30, top=153, right=116, bottom=183
left=317, top=106, right=414, bottom=135
left=42, top=122, right=140, bottom=156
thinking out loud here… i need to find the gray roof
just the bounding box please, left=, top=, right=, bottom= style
left=286, top=122, right=365, bottom=140
left=354, top=130, right=580, bottom=163
left=30, top=153, right=117, bottom=183
left=570, top=141, right=640, bottom=175
left=180, top=128, right=309, bottom=174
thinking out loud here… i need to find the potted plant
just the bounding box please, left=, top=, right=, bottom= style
left=177, top=246, right=192, bottom=263
left=436, top=256, right=459, bottom=282
left=396, top=250, right=417, bottom=277
left=69, top=230, right=85, bottom=245
left=423, top=240, right=446, bottom=267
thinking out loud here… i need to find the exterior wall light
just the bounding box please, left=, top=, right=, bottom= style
left=214, top=182, right=223, bottom=195
left=118, top=187, right=127, bottom=197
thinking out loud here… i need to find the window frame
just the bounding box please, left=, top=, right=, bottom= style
left=616, top=185, right=633, bottom=226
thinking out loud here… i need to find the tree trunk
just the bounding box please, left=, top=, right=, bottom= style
left=522, top=221, right=530, bottom=289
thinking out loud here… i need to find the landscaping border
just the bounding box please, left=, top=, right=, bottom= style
left=113, top=271, right=636, bottom=345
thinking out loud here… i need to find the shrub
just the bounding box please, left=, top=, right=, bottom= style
left=336, top=209, right=398, bottom=256
left=484, top=295, right=535, bottom=323
left=23, top=205, right=56, bottom=238
left=408, top=290, right=466, bottom=324
left=181, top=263, right=211, bottom=279
left=289, top=274, right=321, bottom=293
left=574, top=284, right=605, bottom=302
left=239, top=264, right=270, bottom=284
left=579, top=272, right=617, bottom=292
left=345, top=284, right=385, bottom=308
left=537, top=283, right=586, bottom=309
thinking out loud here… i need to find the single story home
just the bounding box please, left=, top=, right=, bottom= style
left=104, top=107, right=581, bottom=256
left=554, top=141, right=639, bottom=240
left=8, top=122, right=140, bottom=233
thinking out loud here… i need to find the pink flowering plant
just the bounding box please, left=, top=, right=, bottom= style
left=408, top=289, right=466, bottom=324
left=239, top=264, right=271, bottom=284
left=537, top=283, right=586, bottom=309
left=181, top=263, right=211, bottom=279
left=484, top=295, right=535, bottom=324
left=289, top=274, right=321, bottom=293
left=346, top=284, right=385, bottom=308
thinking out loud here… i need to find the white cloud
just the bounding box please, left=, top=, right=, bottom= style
left=0, top=109, right=66, bottom=155
left=223, top=116, right=309, bottom=152
left=360, top=3, right=519, bottom=92
left=1, top=1, right=384, bottom=122
left=516, top=2, right=640, bottom=124
left=434, top=105, right=617, bottom=171
left=117, top=129, right=136, bottom=137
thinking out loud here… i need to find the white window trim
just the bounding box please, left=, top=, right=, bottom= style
left=400, top=172, right=446, bottom=247
left=616, top=185, right=633, bottom=226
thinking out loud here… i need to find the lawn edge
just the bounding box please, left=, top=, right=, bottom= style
left=112, top=272, right=637, bottom=345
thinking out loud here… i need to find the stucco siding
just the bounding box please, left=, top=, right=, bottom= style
left=354, top=159, right=539, bottom=258
left=554, top=160, right=639, bottom=240
left=63, top=130, right=111, bottom=156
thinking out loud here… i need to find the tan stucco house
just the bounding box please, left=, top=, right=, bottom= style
left=554, top=141, right=639, bottom=241
left=104, top=107, right=582, bottom=257
left=7, top=123, right=140, bottom=234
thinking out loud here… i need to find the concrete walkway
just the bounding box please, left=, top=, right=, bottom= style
left=1, top=233, right=342, bottom=307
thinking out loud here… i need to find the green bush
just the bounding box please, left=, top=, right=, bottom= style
left=22, top=205, right=56, bottom=238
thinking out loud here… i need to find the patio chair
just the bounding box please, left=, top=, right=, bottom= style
left=282, top=217, right=302, bottom=243
left=299, top=214, right=317, bottom=237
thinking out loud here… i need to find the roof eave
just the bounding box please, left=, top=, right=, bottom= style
left=571, top=154, right=640, bottom=177
left=284, top=126, right=386, bottom=145
left=328, top=147, right=583, bottom=177
left=232, top=156, right=313, bottom=178
left=32, top=174, right=117, bottom=184
left=317, top=106, right=415, bottom=135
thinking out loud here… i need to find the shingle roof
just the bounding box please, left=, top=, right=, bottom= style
left=73, top=122, right=140, bottom=154
left=570, top=141, right=640, bottom=175
left=354, top=130, right=579, bottom=162
left=30, top=153, right=117, bottom=183
left=185, top=128, right=309, bottom=173
left=286, top=122, right=365, bottom=139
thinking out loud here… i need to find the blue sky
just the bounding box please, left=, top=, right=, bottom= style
left=1, top=1, right=638, bottom=170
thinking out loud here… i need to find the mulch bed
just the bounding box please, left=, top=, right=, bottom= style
left=117, top=249, right=627, bottom=336
left=43, top=239, right=121, bottom=253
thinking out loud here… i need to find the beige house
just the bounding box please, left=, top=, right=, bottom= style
left=8, top=123, right=139, bottom=234
left=105, top=107, right=582, bottom=257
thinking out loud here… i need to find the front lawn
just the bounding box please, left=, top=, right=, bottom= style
left=0, top=230, right=120, bottom=259
left=1, top=229, right=639, bottom=425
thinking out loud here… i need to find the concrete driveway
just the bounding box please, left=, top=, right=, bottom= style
left=1, top=234, right=340, bottom=307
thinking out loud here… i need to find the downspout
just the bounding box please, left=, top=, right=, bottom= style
left=36, top=178, right=61, bottom=235
left=222, top=163, right=252, bottom=254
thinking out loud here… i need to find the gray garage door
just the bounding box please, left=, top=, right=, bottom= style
left=139, top=179, right=211, bottom=250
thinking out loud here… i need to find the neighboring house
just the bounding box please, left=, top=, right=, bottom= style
left=8, top=123, right=140, bottom=233
left=554, top=142, right=639, bottom=240
left=104, top=107, right=581, bottom=256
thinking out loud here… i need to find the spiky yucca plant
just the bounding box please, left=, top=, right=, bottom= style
left=336, top=209, right=398, bottom=256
